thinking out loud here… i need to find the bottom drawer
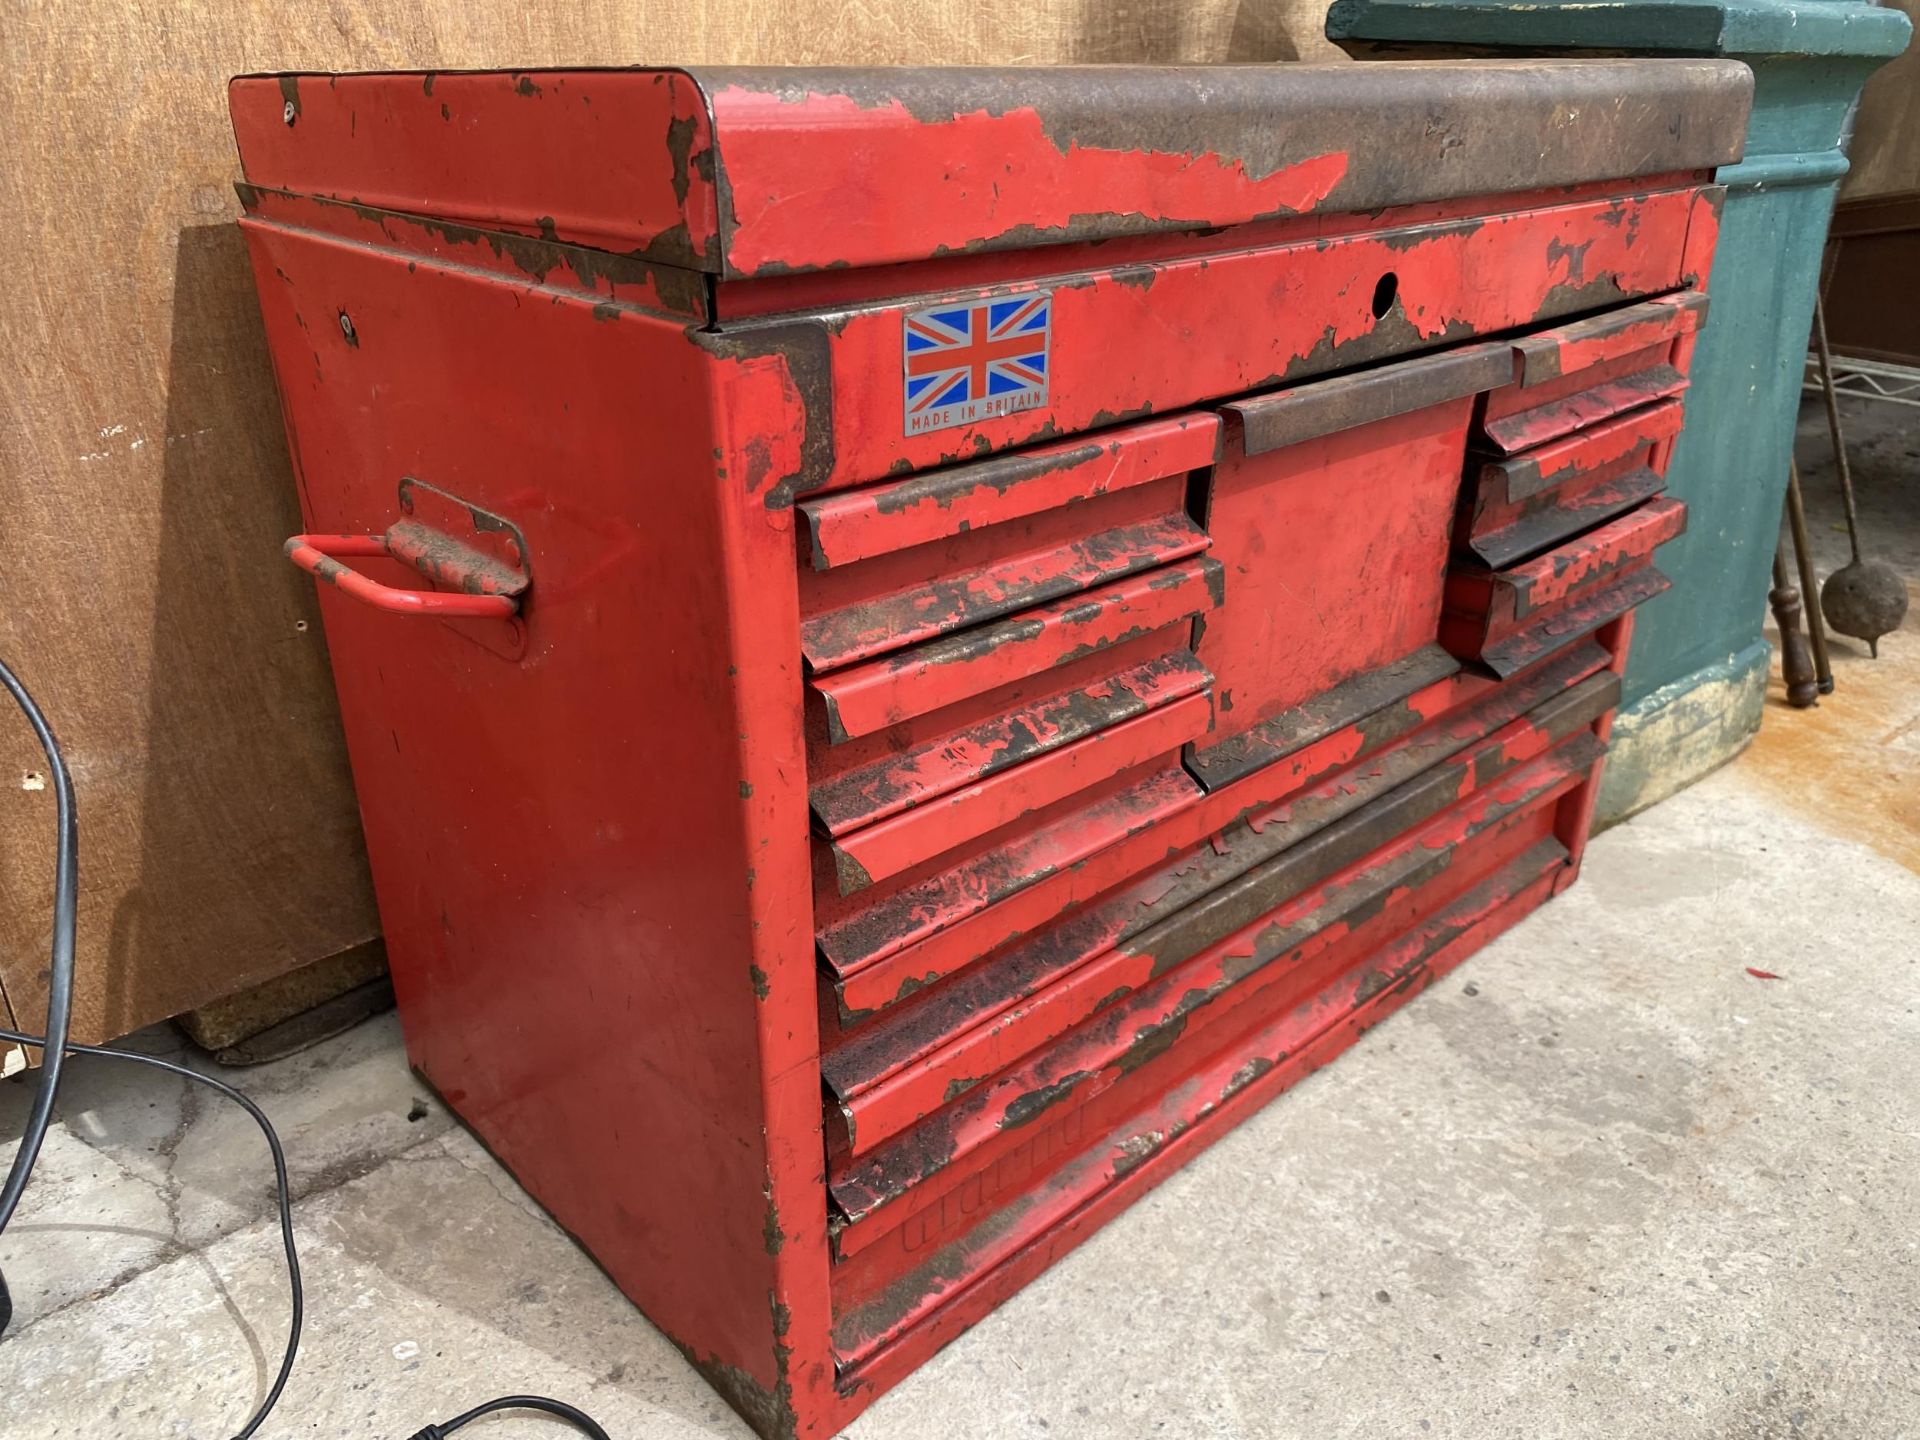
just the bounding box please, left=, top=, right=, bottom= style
left=827, top=725, right=1602, bottom=1371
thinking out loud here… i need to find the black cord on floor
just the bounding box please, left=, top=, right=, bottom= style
left=0, top=1024, right=300, bottom=1440
left=409, top=1394, right=614, bottom=1439
left=0, top=654, right=613, bottom=1438
left=0, top=656, right=77, bottom=1237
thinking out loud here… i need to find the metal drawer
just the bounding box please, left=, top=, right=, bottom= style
left=1442, top=496, right=1687, bottom=676
left=232, top=57, right=1749, bottom=1438
left=826, top=715, right=1604, bottom=1368
left=799, top=414, right=1222, bottom=896
left=817, top=760, right=1203, bottom=1021
left=751, top=188, right=1712, bottom=497
left=799, top=414, right=1220, bottom=570
left=1474, top=291, right=1705, bottom=455
left=823, top=683, right=1215, bottom=893
left=811, top=557, right=1222, bottom=743
left=1458, top=398, right=1684, bottom=568
left=805, top=225, right=1705, bottom=1397
left=1187, top=343, right=1513, bottom=785
left=820, top=648, right=1620, bottom=1161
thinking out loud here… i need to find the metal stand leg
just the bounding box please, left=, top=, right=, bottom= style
left=1771, top=544, right=1819, bottom=708
left=1784, top=460, right=1833, bottom=694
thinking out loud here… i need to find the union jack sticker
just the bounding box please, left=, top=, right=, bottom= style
left=903, top=292, right=1052, bottom=435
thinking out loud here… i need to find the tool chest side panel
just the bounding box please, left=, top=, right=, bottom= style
left=234, top=220, right=830, bottom=1423
left=230, top=70, right=722, bottom=268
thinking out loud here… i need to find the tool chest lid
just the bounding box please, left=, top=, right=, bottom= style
left=231, top=60, right=1750, bottom=280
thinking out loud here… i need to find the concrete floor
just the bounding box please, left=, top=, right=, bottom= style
left=3, top=396, right=1917, bottom=1439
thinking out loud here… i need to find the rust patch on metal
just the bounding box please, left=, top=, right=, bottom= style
left=694, top=319, right=837, bottom=509
left=233, top=183, right=711, bottom=318
left=999, top=1069, right=1095, bottom=1129
left=809, top=650, right=1209, bottom=835
left=1226, top=342, right=1512, bottom=456
left=1188, top=645, right=1461, bottom=791
left=667, top=113, right=699, bottom=206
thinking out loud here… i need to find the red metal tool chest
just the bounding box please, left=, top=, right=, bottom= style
left=230, top=61, right=1749, bottom=1437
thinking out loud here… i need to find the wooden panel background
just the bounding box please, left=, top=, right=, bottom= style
left=0, top=2, right=1341, bottom=1045
left=1843, top=0, right=1920, bottom=200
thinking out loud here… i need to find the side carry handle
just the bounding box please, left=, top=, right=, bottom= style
left=284, top=480, right=530, bottom=619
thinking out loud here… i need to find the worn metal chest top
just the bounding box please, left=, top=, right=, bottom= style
left=231, top=61, right=1750, bottom=1439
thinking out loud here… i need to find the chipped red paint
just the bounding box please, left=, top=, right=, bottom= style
left=1477, top=397, right=1684, bottom=508
left=1462, top=398, right=1685, bottom=567
left=231, top=64, right=1749, bottom=285
left=823, top=681, right=1614, bottom=1161
left=1463, top=467, right=1670, bottom=573
left=1198, top=397, right=1471, bottom=745
left=237, top=222, right=834, bottom=1433
left=822, top=640, right=1609, bottom=1027
left=827, top=785, right=1582, bottom=1339
left=1186, top=645, right=1464, bottom=792
left=1476, top=302, right=1703, bottom=457
left=825, top=688, right=1216, bottom=894
left=799, top=413, right=1220, bottom=571
left=1488, top=569, right=1672, bottom=681
left=235, top=60, right=1744, bottom=1440
left=282, top=534, right=521, bottom=617
left=1449, top=495, right=1686, bottom=626
left=1510, top=289, right=1706, bottom=385
left=810, top=558, right=1224, bottom=743
left=1678, top=185, right=1727, bottom=293
left=713, top=175, right=1700, bottom=323
left=1442, top=499, right=1684, bottom=678
left=800, top=514, right=1210, bottom=671
left=234, top=184, right=711, bottom=322
left=1458, top=377, right=1689, bottom=568
left=810, top=651, right=1211, bottom=836
left=815, top=761, right=1201, bottom=1004
left=801, top=187, right=1707, bottom=494
left=230, top=70, right=722, bottom=264
left=1479, top=360, right=1690, bottom=455
left=707, top=84, right=1350, bottom=277
left=832, top=839, right=1568, bottom=1379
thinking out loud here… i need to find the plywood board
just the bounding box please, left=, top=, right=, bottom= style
left=0, top=1, right=1340, bottom=1045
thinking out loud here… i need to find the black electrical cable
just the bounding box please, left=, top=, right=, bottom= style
left=408, top=1394, right=615, bottom=1439
left=0, top=656, right=77, bottom=1241
left=0, top=1023, right=301, bottom=1440
left=0, top=654, right=612, bottom=1439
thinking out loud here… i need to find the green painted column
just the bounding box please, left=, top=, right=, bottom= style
left=1325, top=0, right=1910, bottom=822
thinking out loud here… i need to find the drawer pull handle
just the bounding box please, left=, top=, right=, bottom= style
left=1225, top=341, right=1512, bottom=455
left=284, top=530, right=522, bottom=618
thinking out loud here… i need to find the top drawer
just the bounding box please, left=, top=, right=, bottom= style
left=727, top=184, right=1720, bottom=497
left=798, top=414, right=1219, bottom=678
left=1475, top=292, right=1706, bottom=455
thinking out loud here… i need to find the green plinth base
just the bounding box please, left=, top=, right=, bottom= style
left=1594, top=641, right=1770, bottom=827
left=1327, top=0, right=1909, bottom=826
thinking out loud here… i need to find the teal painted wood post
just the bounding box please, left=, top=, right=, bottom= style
left=1325, top=0, right=1910, bottom=824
